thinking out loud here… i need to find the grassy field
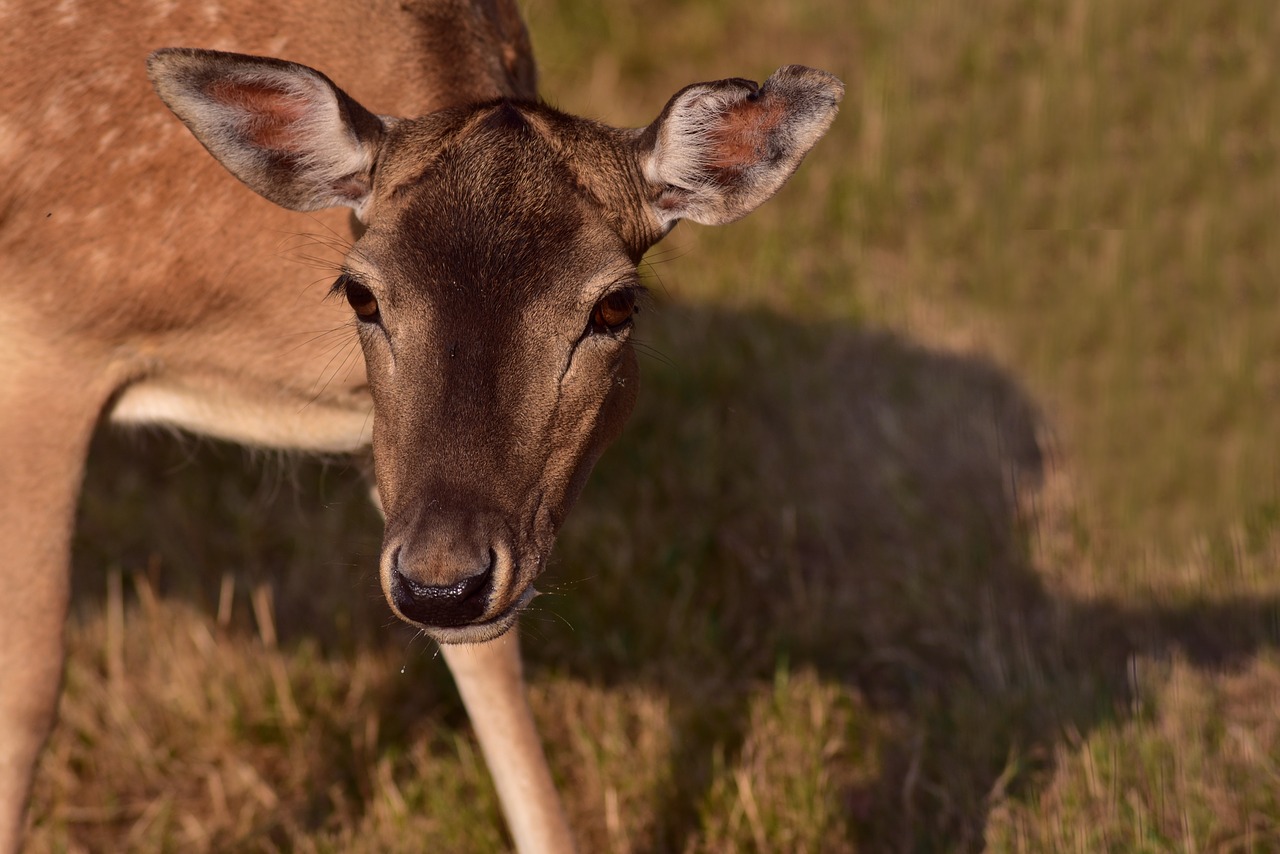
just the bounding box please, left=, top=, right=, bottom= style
left=26, top=0, right=1280, bottom=851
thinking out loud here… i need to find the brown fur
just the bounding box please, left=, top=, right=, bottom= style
left=0, top=2, right=841, bottom=850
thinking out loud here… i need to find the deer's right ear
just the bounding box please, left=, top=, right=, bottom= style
left=637, top=65, right=843, bottom=228
left=147, top=48, right=389, bottom=216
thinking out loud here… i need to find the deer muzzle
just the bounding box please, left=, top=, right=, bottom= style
left=379, top=499, right=540, bottom=642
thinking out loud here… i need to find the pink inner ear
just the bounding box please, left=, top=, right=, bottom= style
left=707, top=95, right=788, bottom=175
left=206, top=78, right=312, bottom=152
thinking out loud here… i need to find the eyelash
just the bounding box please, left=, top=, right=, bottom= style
left=334, top=273, right=380, bottom=323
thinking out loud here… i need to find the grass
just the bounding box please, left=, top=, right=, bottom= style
left=25, top=0, right=1280, bottom=850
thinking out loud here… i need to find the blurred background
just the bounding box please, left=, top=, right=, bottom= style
left=30, top=0, right=1280, bottom=851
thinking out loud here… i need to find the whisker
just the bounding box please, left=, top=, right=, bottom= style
left=275, top=231, right=352, bottom=261
left=314, top=341, right=360, bottom=401
left=638, top=263, right=673, bottom=300
left=304, top=337, right=358, bottom=408
left=517, top=617, right=549, bottom=646
left=631, top=339, right=676, bottom=368
left=285, top=215, right=355, bottom=252
left=549, top=608, right=575, bottom=633
left=524, top=601, right=575, bottom=636
left=280, top=232, right=351, bottom=252
left=294, top=253, right=346, bottom=273
left=302, top=212, right=355, bottom=245
left=314, top=335, right=360, bottom=362
left=296, top=327, right=360, bottom=366
left=343, top=343, right=365, bottom=382
left=535, top=573, right=596, bottom=594
left=642, top=244, right=689, bottom=264
left=274, top=228, right=356, bottom=290
left=278, top=325, right=354, bottom=356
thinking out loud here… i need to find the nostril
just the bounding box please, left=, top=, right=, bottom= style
left=389, top=550, right=496, bottom=628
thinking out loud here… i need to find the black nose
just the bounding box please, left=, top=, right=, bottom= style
left=389, top=549, right=495, bottom=627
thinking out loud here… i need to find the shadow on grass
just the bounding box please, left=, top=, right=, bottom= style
left=71, top=303, right=1280, bottom=852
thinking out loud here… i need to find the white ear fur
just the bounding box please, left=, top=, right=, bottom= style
left=640, top=65, right=844, bottom=226
left=147, top=48, right=388, bottom=216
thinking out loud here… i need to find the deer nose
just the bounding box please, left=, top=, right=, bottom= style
left=389, top=548, right=496, bottom=627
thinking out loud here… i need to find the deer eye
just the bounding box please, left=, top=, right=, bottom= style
left=590, top=289, right=637, bottom=334
left=339, top=275, right=380, bottom=322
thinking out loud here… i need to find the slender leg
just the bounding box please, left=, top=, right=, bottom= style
left=368, top=480, right=573, bottom=852
left=0, top=355, right=107, bottom=853
left=441, top=631, right=575, bottom=854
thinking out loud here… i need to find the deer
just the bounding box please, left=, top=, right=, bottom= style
left=0, top=1, right=841, bottom=850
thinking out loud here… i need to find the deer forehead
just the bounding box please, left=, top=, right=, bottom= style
left=356, top=103, right=640, bottom=308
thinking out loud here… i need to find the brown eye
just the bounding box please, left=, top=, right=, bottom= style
left=343, top=278, right=380, bottom=322
left=590, top=289, right=637, bottom=333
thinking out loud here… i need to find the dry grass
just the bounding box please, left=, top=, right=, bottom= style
left=25, top=0, right=1280, bottom=851
left=988, top=653, right=1280, bottom=852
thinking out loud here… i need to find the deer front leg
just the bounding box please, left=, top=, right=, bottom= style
left=0, top=354, right=105, bottom=853
left=365, top=481, right=573, bottom=852
left=441, top=632, right=575, bottom=854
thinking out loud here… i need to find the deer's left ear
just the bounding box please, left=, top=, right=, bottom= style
left=637, top=65, right=844, bottom=227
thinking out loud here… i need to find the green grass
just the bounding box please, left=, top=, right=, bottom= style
left=27, top=0, right=1280, bottom=851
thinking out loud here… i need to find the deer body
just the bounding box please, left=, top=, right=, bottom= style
left=2, top=1, right=535, bottom=450
left=0, top=1, right=841, bottom=850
